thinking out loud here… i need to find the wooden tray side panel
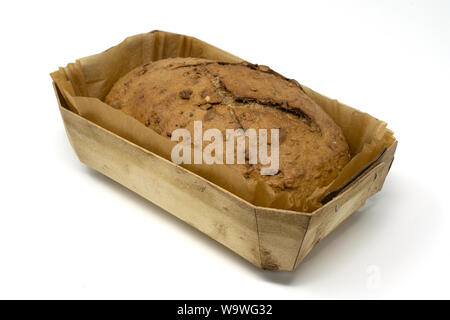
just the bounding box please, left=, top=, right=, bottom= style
left=59, top=106, right=262, bottom=268
left=255, top=209, right=310, bottom=271
left=294, top=143, right=396, bottom=267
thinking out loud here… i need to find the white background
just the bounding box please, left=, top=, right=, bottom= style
left=0, top=0, right=449, bottom=299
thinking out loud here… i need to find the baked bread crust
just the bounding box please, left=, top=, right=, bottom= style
left=105, top=57, right=350, bottom=211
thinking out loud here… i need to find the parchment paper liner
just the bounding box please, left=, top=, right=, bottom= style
left=51, top=31, right=395, bottom=213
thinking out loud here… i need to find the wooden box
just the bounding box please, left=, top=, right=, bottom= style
left=51, top=31, right=397, bottom=271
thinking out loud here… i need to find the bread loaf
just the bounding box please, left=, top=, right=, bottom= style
left=105, top=57, right=350, bottom=212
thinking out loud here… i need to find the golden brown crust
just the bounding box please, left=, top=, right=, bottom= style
left=105, top=57, right=350, bottom=212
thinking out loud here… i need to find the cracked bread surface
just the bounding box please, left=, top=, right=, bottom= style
left=105, top=57, right=350, bottom=212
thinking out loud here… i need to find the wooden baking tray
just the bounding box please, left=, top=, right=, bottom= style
left=51, top=32, right=397, bottom=271
left=53, top=82, right=396, bottom=271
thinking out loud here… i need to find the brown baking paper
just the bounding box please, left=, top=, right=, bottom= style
left=51, top=30, right=395, bottom=213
